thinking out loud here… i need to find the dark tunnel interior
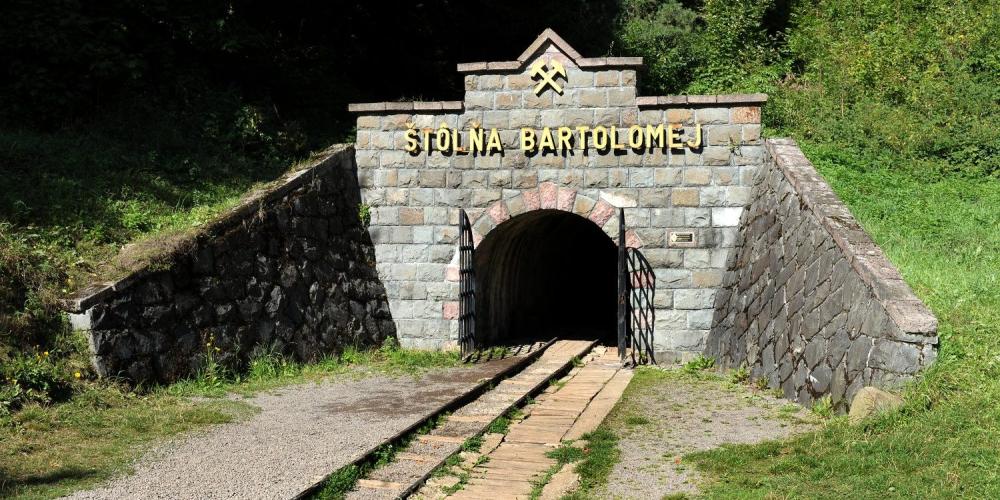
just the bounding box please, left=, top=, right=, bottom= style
left=473, top=209, right=618, bottom=346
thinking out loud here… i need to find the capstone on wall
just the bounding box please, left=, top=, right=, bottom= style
left=64, top=146, right=395, bottom=382
left=706, top=139, right=939, bottom=410
left=351, top=34, right=767, bottom=360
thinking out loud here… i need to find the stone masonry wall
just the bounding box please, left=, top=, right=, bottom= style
left=706, top=139, right=938, bottom=411
left=351, top=34, right=767, bottom=360
left=64, top=145, right=395, bottom=383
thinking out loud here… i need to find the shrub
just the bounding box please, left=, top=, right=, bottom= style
left=773, top=0, right=1000, bottom=178
left=0, top=351, right=71, bottom=416
left=729, top=365, right=750, bottom=385
left=614, top=0, right=699, bottom=93
left=687, top=0, right=789, bottom=94
left=0, top=223, right=72, bottom=355
left=682, top=354, right=716, bottom=374
left=246, top=350, right=300, bottom=381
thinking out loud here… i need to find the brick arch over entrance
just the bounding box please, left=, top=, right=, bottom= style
left=468, top=182, right=644, bottom=249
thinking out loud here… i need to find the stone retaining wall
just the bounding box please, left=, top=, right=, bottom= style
left=706, top=139, right=938, bottom=410
left=64, top=145, right=395, bottom=382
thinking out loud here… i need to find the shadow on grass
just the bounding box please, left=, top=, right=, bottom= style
left=0, top=464, right=102, bottom=497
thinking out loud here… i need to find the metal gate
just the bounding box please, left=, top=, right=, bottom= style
left=617, top=208, right=656, bottom=365
left=458, top=209, right=476, bottom=358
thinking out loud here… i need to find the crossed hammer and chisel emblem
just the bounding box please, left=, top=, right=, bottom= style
left=530, top=58, right=567, bottom=95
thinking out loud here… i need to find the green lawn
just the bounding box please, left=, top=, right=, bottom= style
left=687, top=142, right=1000, bottom=498
left=0, top=388, right=254, bottom=500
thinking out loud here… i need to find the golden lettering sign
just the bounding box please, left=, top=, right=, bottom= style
left=403, top=123, right=702, bottom=155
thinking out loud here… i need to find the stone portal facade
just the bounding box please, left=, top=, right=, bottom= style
left=351, top=30, right=767, bottom=359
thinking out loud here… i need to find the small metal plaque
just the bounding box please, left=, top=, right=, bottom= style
left=669, top=231, right=696, bottom=246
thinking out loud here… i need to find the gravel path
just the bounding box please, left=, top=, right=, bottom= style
left=65, top=359, right=521, bottom=500
left=597, top=368, right=820, bottom=499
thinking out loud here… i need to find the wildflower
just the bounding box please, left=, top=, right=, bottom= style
left=74, top=372, right=82, bottom=379
left=43, top=351, right=49, bottom=357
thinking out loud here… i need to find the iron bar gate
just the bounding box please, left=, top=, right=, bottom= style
left=458, top=209, right=476, bottom=358
left=617, top=209, right=628, bottom=362
left=617, top=208, right=656, bottom=365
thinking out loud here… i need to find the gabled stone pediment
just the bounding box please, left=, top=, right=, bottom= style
left=347, top=28, right=765, bottom=113
left=456, top=28, right=643, bottom=73
left=516, top=28, right=584, bottom=64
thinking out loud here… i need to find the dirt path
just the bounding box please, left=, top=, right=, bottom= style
left=596, top=368, right=820, bottom=499
left=64, top=358, right=524, bottom=500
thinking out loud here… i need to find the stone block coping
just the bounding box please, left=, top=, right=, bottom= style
left=635, top=93, right=768, bottom=107
left=347, top=93, right=768, bottom=114
left=60, top=144, right=355, bottom=314
left=765, top=138, right=938, bottom=339
left=455, top=56, right=644, bottom=73
left=347, top=101, right=464, bottom=113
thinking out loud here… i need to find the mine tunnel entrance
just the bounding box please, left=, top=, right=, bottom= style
left=473, top=209, right=618, bottom=346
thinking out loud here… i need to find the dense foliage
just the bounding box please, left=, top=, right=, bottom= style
left=619, top=0, right=999, bottom=179
left=771, top=0, right=1000, bottom=178
left=0, top=0, right=619, bottom=130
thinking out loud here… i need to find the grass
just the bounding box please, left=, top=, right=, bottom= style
left=0, top=342, right=462, bottom=500
left=686, top=143, right=1000, bottom=497
left=0, top=386, right=256, bottom=499
left=487, top=407, right=523, bottom=435
left=166, top=340, right=462, bottom=399
left=624, top=415, right=651, bottom=426
left=560, top=428, right=620, bottom=500
left=460, top=434, right=484, bottom=453
left=423, top=439, right=476, bottom=496
left=482, top=346, right=513, bottom=359
left=441, top=470, right=471, bottom=495
left=528, top=442, right=588, bottom=499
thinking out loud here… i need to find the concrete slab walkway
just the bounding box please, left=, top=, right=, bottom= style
left=446, top=347, right=632, bottom=500
left=344, top=340, right=596, bottom=500
left=65, top=356, right=530, bottom=500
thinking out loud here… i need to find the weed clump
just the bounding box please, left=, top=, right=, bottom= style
left=682, top=355, right=715, bottom=374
